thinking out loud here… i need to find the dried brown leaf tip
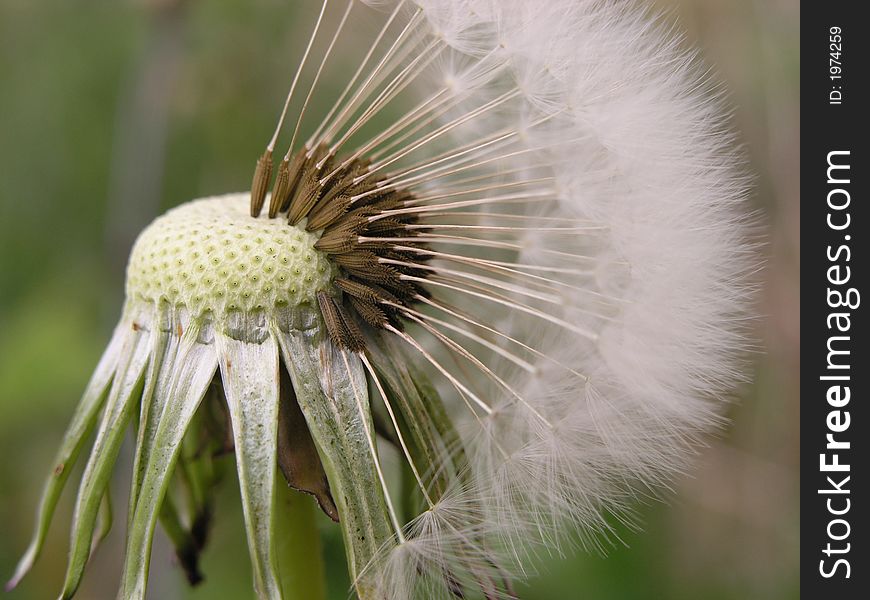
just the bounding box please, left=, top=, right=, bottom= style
left=250, top=141, right=430, bottom=352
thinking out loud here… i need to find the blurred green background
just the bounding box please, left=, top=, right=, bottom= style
left=0, top=0, right=799, bottom=598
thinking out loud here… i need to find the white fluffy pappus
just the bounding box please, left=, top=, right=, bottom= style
left=359, top=0, right=756, bottom=597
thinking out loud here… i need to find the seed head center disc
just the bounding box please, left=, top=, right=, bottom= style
left=126, top=194, right=335, bottom=315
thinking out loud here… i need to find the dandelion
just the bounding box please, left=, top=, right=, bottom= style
left=9, top=0, right=754, bottom=598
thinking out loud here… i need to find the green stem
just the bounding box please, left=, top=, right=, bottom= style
left=275, top=482, right=327, bottom=600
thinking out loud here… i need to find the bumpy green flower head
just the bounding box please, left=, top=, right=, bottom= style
left=126, top=194, right=335, bottom=315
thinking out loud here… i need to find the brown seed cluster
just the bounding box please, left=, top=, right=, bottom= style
left=251, top=144, right=431, bottom=352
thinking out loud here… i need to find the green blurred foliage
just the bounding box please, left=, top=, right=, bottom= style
left=0, top=1, right=798, bottom=599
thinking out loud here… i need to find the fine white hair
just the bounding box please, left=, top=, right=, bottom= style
left=362, top=0, right=756, bottom=596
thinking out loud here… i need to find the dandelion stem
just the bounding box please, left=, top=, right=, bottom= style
left=275, top=483, right=328, bottom=600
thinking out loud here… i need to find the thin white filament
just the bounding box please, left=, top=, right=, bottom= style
left=307, top=0, right=407, bottom=147
left=320, top=8, right=425, bottom=148
left=383, top=325, right=493, bottom=416
left=267, top=0, right=329, bottom=151
left=287, top=0, right=354, bottom=156
left=401, top=312, right=553, bottom=428
left=338, top=349, right=406, bottom=543
left=359, top=352, right=435, bottom=508
left=400, top=274, right=599, bottom=340
left=415, top=294, right=590, bottom=382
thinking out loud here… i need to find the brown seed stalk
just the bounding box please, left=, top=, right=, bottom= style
left=249, top=148, right=274, bottom=217
left=249, top=133, right=433, bottom=351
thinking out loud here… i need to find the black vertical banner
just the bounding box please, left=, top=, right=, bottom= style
left=802, top=2, right=867, bottom=598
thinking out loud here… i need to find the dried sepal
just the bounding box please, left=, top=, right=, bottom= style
left=5, top=323, right=126, bottom=592
left=215, top=330, right=283, bottom=599
left=275, top=321, right=397, bottom=597
left=120, top=320, right=218, bottom=600
left=129, top=311, right=175, bottom=521
left=61, top=322, right=152, bottom=599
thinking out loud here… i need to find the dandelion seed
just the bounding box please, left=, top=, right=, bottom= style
left=9, top=0, right=754, bottom=599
